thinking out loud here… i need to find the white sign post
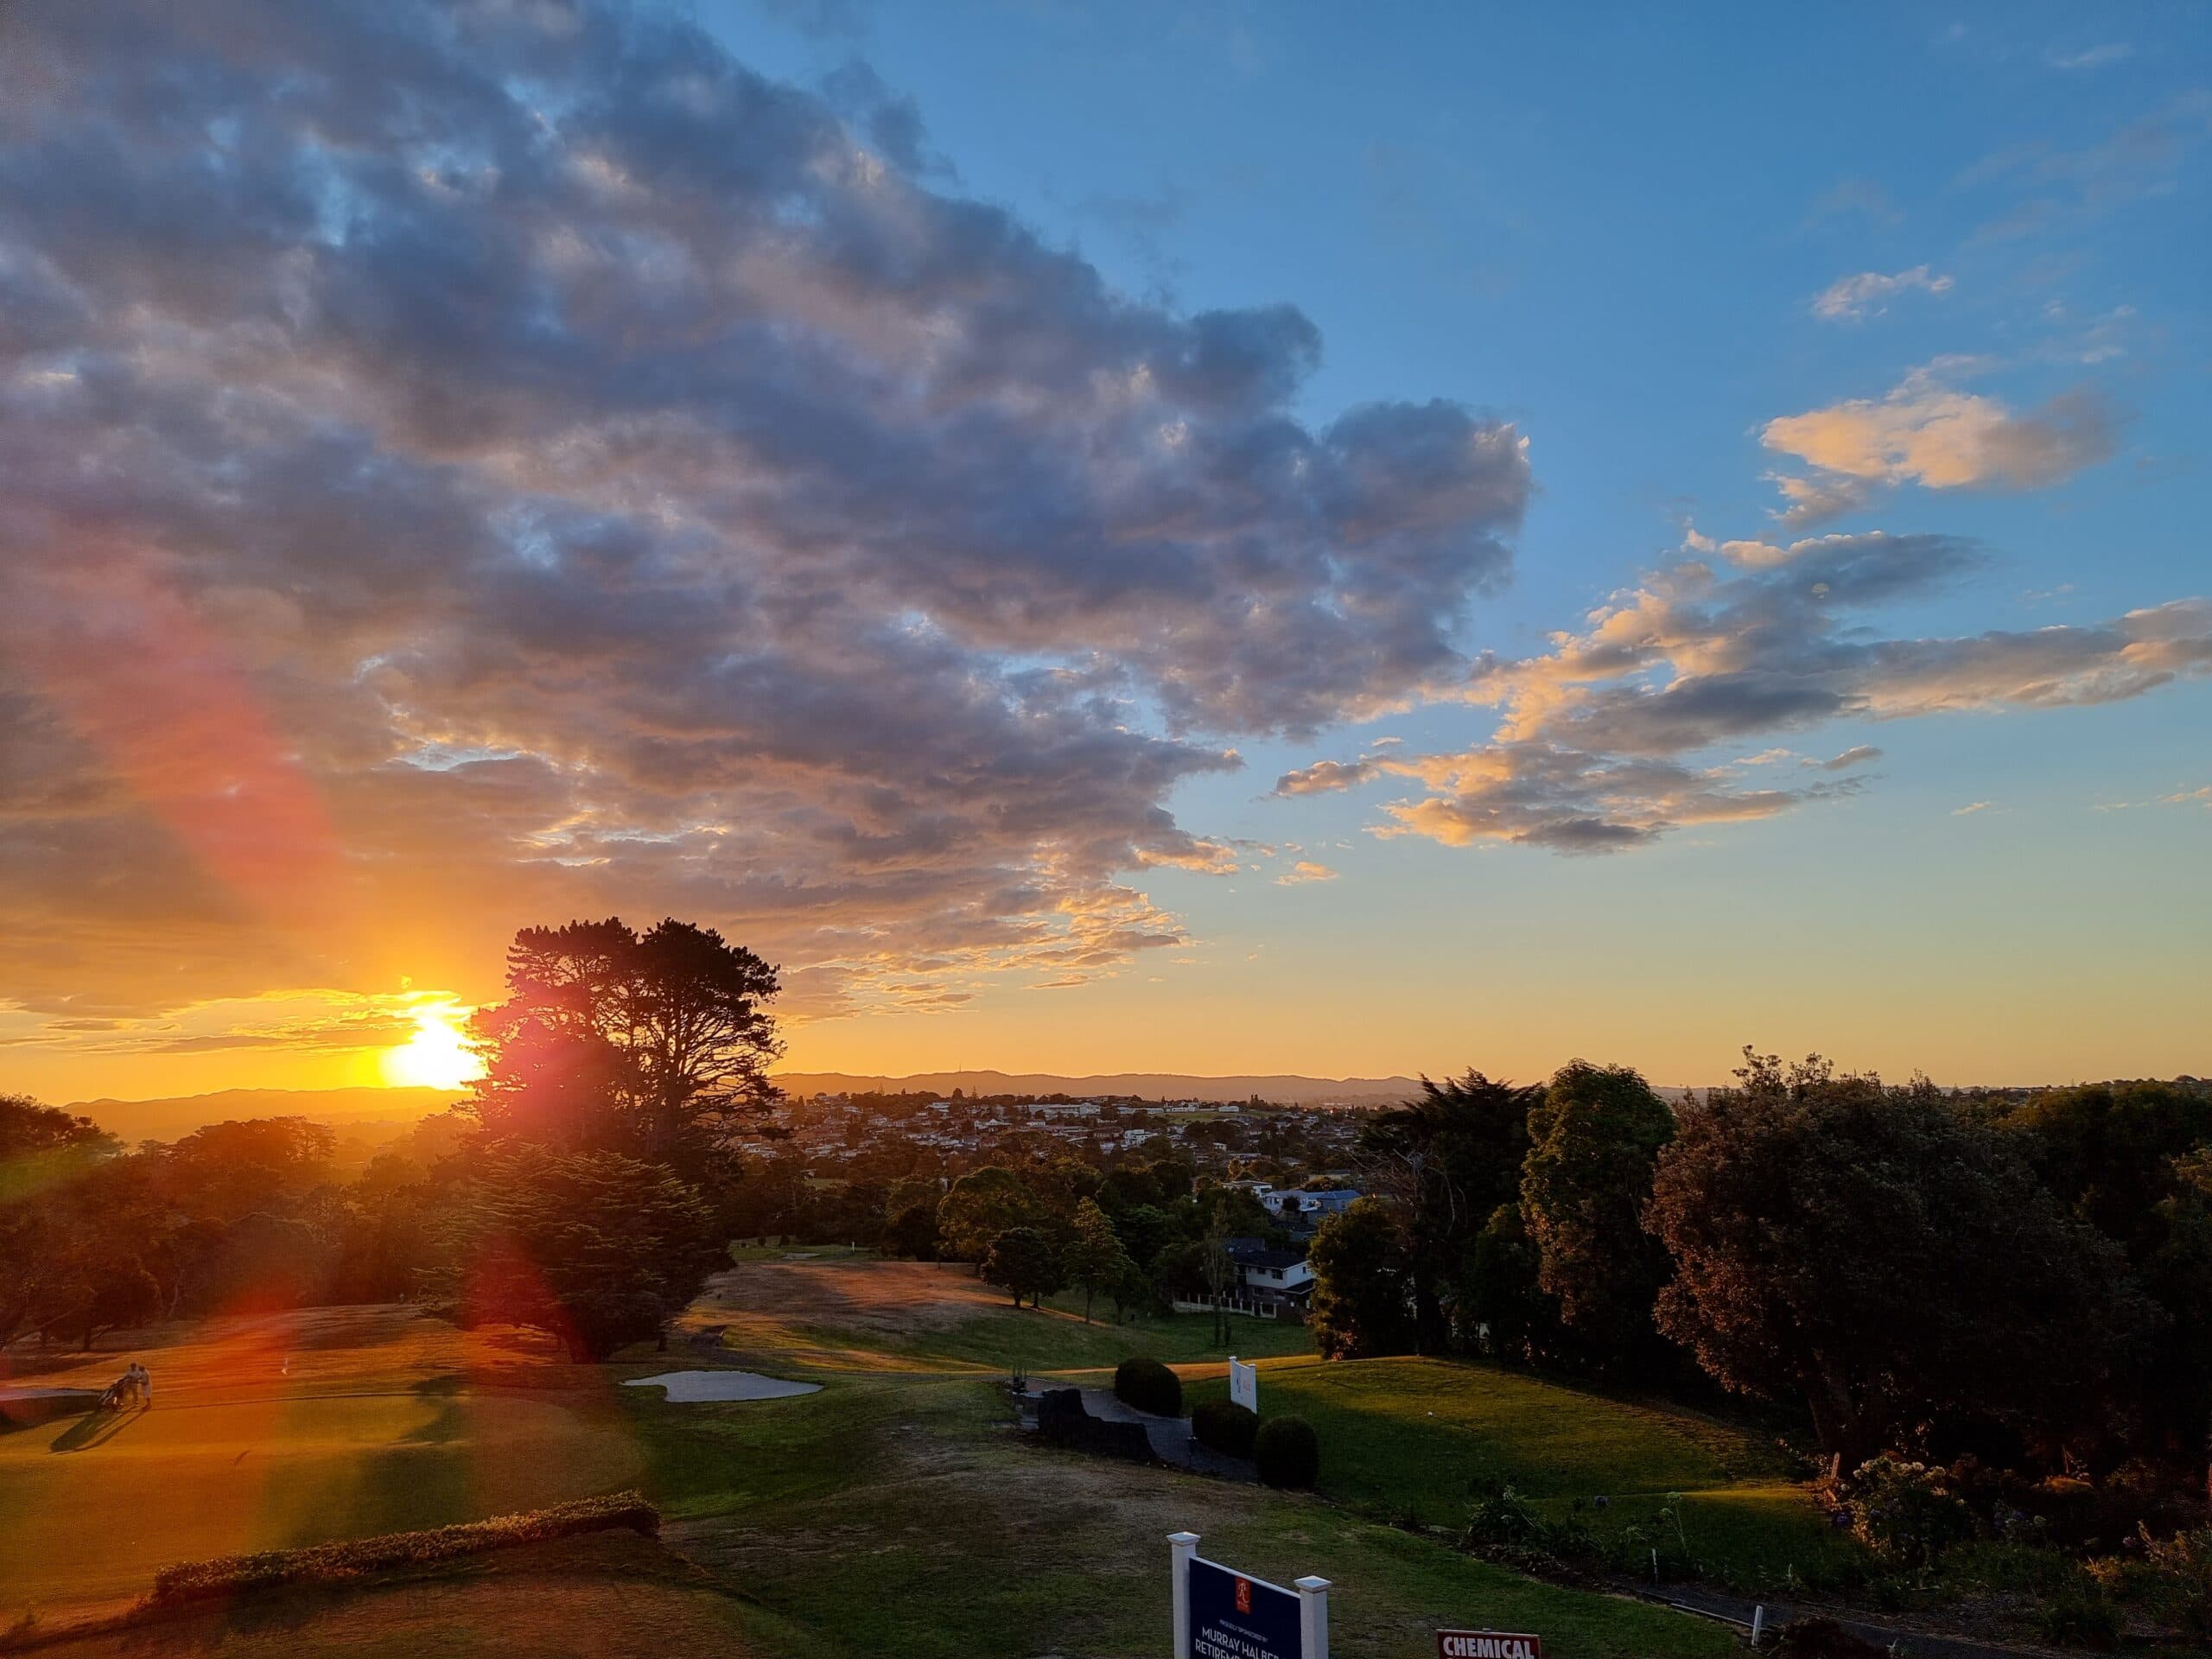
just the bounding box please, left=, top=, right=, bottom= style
left=1170, top=1531, right=1199, bottom=1659
left=1229, top=1356, right=1258, bottom=1413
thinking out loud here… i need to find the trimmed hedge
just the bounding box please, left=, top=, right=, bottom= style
left=1113, top=1355, right=1182, bottom=1416
left=1254, top=1415, right=1319, bottom=1489
left=1191, top=1398, right=1258, bottom=1459
left=147, top=1492, right=659, bottom=1606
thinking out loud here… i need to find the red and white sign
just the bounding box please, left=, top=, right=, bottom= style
left=1437, top=1633, right=1542, bottom=1659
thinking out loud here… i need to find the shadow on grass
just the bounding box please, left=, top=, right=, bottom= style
left=49, top=1407, right=143, bottom=1453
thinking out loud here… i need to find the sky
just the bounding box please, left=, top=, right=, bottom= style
left=0, top=0, right=2206, bottom=1104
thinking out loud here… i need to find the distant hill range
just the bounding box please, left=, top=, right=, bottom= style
left=66, top=1086, right=467, bottom=1146
left=772, top=1070, right=1430, bottom=1106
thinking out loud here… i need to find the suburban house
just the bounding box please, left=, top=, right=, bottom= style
left=1220, top=1237, right=1314, bottom=1319
left=1255, top=1185, right=1363, bottom=1233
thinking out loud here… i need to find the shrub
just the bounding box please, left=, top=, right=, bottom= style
left=1191, top=1399, right=1257, bottom=1459
left=2131, top=1524, right=2212, bottom=1636
left=1463, top=1481, right=1545, bottom=1551
left=1254, top=1415, right=1319, bottom=1489
left=1113, top=1355, right=1181, bottom=1416
left=147, top=1492, right=658, bottom=1606
left=1849, top=1455, right=1974, bottom=1570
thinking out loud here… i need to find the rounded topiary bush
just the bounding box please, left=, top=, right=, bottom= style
left=1254, top=1415, right=1319, bottom=1489
left=1191, top=1398, right=1258, bottom=1459
left=1114, top=1355, right=1181, bottom=1416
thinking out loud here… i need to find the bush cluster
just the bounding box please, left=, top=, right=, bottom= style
left=1254, top=1415, right=1319, bottom=1489
left=1848, top=1456, right=1975, bottom=1570
left=146, top=1492, right=659, bottom=1606
left=1190, top=1398, right=1257, bottom=1459
left=1113, top=1355, right=1181, bottom=1416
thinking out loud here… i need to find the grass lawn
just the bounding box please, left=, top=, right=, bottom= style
left=619, top=1365, right=1738, bottom=1658
left=5, top=1261, right=1752, bottom=1656
left=0, top=1308, right=643, bottom=1624
left=1187, top=1355, right=1866, bottom=1593
left=823, top=1297, right=1316, bottom=1374
left=684, top=1251, right=1313, bottom=1376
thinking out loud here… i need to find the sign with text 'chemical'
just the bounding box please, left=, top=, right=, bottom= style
left=1189, top=1555, right=1301, bottom=1659
left=1436, top=1632, right=1544, bottom=1659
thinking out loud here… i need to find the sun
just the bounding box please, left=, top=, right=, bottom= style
left=380, top=1001, right=485, bottom=1090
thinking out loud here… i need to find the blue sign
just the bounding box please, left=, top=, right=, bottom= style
left=1189, top=1555, right=1301, bottom=1659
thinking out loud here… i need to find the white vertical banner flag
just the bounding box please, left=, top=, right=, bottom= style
left=1229, top=1356, right=1258, bottom=1413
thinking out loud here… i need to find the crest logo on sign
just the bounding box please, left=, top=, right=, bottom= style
left=1236, top=1577, right=1253, bottom=1614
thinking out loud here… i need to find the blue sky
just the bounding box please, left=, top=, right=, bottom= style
left=0, top=1, right=2203, bottom=1099
left=697, top=1, right=2212, bottom=1081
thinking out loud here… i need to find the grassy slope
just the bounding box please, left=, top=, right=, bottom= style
left=1187, top=1356, right=1865, bottom=1592
left=621, top=1370, right=1737, bottom=1659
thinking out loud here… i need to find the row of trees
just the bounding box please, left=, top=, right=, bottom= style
left=882, top=1153, right=1288, bottom=1337
left=1307, top=1052, right=2212, bottom=1488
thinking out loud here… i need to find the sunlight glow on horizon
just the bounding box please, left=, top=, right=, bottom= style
left=379, top=1001, right=486, bottom=1091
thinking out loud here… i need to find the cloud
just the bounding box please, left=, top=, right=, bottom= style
left=0, top=0, right=1532, bottom=1038
left=1819, top=745, right=1883, bottom=771
left=1812, top=266, right=1955, bottom=322
left=1272, top=758, right=1382, bottom=797
left=1953, top=801, right=1994, bottom=817
left=1275, top=861, right=1338, bottom=886
left=1762, top=370, right=2116, bottom=524
left=2046, top=42, right=2133, bottom=71
left=1283, top=537, right=2209, bottom=855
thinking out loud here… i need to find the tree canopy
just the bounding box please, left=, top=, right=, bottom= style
left=467, top=918, right=783, bottom=1173
left=1647, top=1052, right=2159, bottom=1475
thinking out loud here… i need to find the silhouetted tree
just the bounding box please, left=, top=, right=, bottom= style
left=1357, top=1071, right=1542, bottom=1351
left=467, top=918, right=783, bottom=1194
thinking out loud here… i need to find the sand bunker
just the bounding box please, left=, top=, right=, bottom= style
left=622, top=1370, right=822, bottom=1402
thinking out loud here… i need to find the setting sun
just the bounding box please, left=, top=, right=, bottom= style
left=380, top=1002, right=483, bottom=1091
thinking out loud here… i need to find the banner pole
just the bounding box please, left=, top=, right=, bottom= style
left=1294, top=1574, right=1331, bottom=1659
left=1168, top=1531, right=1199, bottom=1659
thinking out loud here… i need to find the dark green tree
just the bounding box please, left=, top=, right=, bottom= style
left=427, top=1141, right=721, bottom=1361
left=936, top=1166, right=1040, bottom=1263
left=1358, top=1071, right=1542, bottom=1351
left=982, top=1224, right=1064, bottom=1308
left=1306, top=1196, right=1414, bottom=1359
left=1648, top=1051, right=2159, bottom=1478
left=1520, top=1060, right=1676, bottom=1376
left=1065, top=1198, right=1133, bottom=1323
left=1463, top=1202, right=1560, bottom=1366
